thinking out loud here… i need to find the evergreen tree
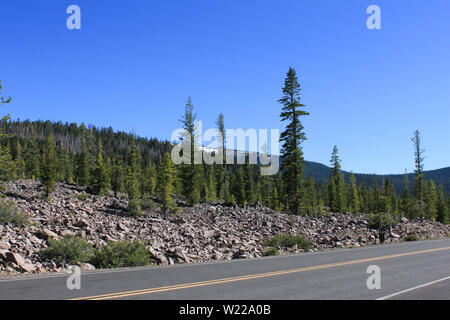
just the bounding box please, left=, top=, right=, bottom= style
left=143, top=163, right=157, bottom=196
left=215, top=113, right=226, bottom=199
left=156, top=153, right=177, bottom=216
left=24, top=136, right=41, bottom=179
left=205, top=165, right=217, bottom=203
left=306, top=175, right=318, bottom=214
left=411, top=130, right=425, bottom=218
left=111, top=155, right=126, bottom=197
left=126, top=136, right=142, bottom=215
left=257, top=173, right=271, bottom=207
left=179, top=97, right=201, bottom=205
left=358, top=182, right=369, bottom=213
left=91, top=138, right=111, bottom=195
left=76, top=125, right=90, bottom=186
left=424, top=180, right=438, bottom=220
left=401, top=172, right=412, bottom=218
left=223, top=174, right=233, bottom=205
left=231, top=166, right=246, bottom=205
left=0, top=81, right=13, bottom=181
left=278, top=67, right=309, bottom=214
left=41, top=132, right=57, bottom=197
left=348, top=172, right=360, bottom=214
left=437, top=184, right=448, bottom=224
left=58, top=144, right=73, bottom=183
left=243, top=154, right=256, bottom=205
left=329, top=146, right=347, bottom=213
left=371, top=176, right=381, bottom=213
left=12, top=140, right=25, bottom=179
left=270, top=176, right=283, bottom=211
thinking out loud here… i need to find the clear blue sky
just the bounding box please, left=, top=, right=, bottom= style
left=1, top=0, right=449, bottom=174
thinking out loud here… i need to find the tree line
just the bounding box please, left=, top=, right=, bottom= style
left=0, top=75, right=448, bottom=223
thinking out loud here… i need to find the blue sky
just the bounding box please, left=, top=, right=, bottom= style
left=1, top=0, right=449, bottom=174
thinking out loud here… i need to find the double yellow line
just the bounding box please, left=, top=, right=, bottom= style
left=71, top=246, right=450, bottom=300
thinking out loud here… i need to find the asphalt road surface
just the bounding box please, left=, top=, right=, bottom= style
left=0, top=239, right=448, bottom=300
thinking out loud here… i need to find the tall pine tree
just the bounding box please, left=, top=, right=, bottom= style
left=179, top=97, right=201, bottom=205
left=278, top=67, right=309, bottom=215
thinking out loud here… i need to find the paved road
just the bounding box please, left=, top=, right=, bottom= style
left=0, top=239, right=449, bottom=300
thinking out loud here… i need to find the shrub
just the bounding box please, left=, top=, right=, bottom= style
left=41, top=235, right=94, bottom=265
left=141, top=197, right=157, bottom=210
left=262, top=233, right=313, bottom=250
left=404, top=235, right=418, bottom=242
left=91, top=240, right=153, bottom=269
left=0, top=199, right=32, bottom=227
left=75, top=193, right=88, bottom=201
left=366, top=213, right=396, bottom=229
left=264, top=247, right=279, bottom=256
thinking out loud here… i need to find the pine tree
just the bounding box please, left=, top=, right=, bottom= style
left=306, top=176, right=318, bottom=214
left=126, top=135, right=142, bottom=215
left=243, top=154, right=256, bottom=205
left=76, top=125, right=90, bottom=186
left=91, top=138, right=111, bottom=195
left=278, top=67, right=309, bottom=214
left=111, top=155, right=126, bottom=197
left=0, top=81, right=13, bottom=181
left=231, top=166, right=246, bottom=205
left=371, top=176, right=381, bottom=213
left=269, top=176, right=283, bottom=211
left=58, top=143, right=73, bottom=183
left=401, top=172, right=412, bottom=218
left=12, top=140, right=25, bottom=179
left=179, top=97, right=201, bottom=205
left=41, top=132, right=57, bottom=197
left=358, top=182, right=369, bottom=213
left=329, top=146, right=347, bottom=213
left=424, top=180, right=438, bottom=220
left=348, top=172, right=360, bottom=214
left=215, top=113, right=226, bottom=199
left=257, top=173, right=271, bottom=207
left=223, top=174, right=233, bottom=205
left=0, top=145, right=14, bottom=181
left=205, top=165, right=217, bottom=203
left=157, top=153, right=177, bottom=217
left=436, top=184, right=448, bottom=224
left=411, top=130, right=425, bottom=218
left=24, top=136, right=41, bottom=179
left=143, top=163, right=157, bottom=196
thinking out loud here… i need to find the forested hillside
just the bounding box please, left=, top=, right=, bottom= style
left=303, top=161, right=450, bottom=195
left=0, top=70, right=448, bottom=224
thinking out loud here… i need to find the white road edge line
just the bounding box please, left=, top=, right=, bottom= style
left=376, top=276, right=450, bottom=300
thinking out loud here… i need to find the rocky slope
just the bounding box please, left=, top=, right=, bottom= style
left=1, top=180, right=449, bottom=275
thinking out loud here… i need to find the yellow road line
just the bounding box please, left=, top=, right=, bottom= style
left=71, top=246, right=450, bottom=300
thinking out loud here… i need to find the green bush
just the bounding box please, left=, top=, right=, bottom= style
left=141, top=197, right=157, bottom=210
left=264, top=247, right=279, bottom=256
left=262, top=233, right=313, bottom=250
left=0, top=199, right=32, bottom=227
left=403, top=235, right=418, bottom=242
left=75, top=193, right=88, bottom=201
left=366, top=213, right=397, bottom=229
left=91, top=240, right=153, bottom=269
left=40, top=235, right=94, bottom=265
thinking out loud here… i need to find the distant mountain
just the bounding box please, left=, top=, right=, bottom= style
left=303, top=160, right=450, bottom=195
